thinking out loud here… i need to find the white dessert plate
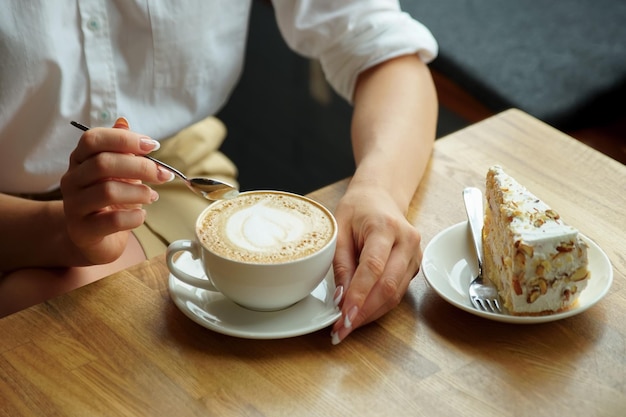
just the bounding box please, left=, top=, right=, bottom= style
left=168, top=252, right=341, bottom=339
left=422, top=221, right=613, bottom=324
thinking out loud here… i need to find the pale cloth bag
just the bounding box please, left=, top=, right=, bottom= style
left=133, top=116, right=238, bottom=258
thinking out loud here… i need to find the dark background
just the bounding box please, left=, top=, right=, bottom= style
left=217, top=1, right=467, bottom=195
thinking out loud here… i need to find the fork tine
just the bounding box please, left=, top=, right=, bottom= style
left=470, top=297, right=481, bottom=311
left=471, top=297, right=502, bottom=313
left=484, top=299, right=498, bottom=313
left=472, top=297, right=486, bottom=311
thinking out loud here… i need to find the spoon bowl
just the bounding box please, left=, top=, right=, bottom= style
left=144, top=155, right=239, bottom=200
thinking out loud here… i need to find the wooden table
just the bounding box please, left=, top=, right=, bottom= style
left=1, top=109, right=624, bottom=416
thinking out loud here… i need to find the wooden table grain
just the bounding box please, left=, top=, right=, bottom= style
left=1, top=109, right=624, bottom=417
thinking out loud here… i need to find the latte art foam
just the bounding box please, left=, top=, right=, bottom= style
left=198, top=192, right=334, bottom=263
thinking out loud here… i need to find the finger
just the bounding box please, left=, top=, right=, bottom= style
left=332, top=220, right=358, bottom=296
left=355, top=227, right=421, bottom=320
left=356, top=246, right=417, bottom=325
left=345, top=221, right=397, bottom=306
left=71, top=208, right=147, bottom=245
left=113, top=116, right=130, bottom=130
left=65, top=152, right=166, bottom=189
left=331, top=251, right=412, bottom=345
left=69, top=128, right=159, bottom=167
left=64, top=180, right=157, bottom=218
left=331, top=228, right=394, bottom=333
left=331, top=222, right=422, bottom=344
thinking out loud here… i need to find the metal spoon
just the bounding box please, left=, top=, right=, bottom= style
left=71, top=121, right=239, bottom=200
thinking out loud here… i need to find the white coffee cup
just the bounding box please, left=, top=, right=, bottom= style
left=166, top=190, right=337, bottom=311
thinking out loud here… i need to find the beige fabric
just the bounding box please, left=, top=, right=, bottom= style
left=134, top=116, right=238, bottom=259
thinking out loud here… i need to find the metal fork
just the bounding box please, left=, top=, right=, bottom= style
left=462, top=187, right=503, bottom=314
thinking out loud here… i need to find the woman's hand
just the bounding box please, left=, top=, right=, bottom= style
left=330, top=183, right=422, bottom=344
left=327, top=55, right=437, bottom=344
left=60, top=118, right=174, bottom=265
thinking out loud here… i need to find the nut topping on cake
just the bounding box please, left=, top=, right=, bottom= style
left=482, top=165, right=590, bottom=315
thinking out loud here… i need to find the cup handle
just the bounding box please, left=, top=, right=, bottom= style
left=166, top=240, right=218, bottom=291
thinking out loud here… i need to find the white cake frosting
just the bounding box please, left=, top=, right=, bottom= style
left=483, top=166, right=590, bottom=315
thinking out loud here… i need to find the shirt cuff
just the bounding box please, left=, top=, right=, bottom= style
left=319, top=11, right=438, bottom=103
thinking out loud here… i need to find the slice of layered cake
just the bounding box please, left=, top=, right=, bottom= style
left=482, top=166, right=590, bottom=315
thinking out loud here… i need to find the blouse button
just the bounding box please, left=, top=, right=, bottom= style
left=87, top=17, right=101, bottom=32
left=99, top=110, right=111, bottom=122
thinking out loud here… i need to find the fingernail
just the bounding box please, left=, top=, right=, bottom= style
left=140, top=137, right=160, bottom=152
left=331, top=331, right=341, bottom=345
left=343, top=305, right=358, bottom=330
left=157, top=166, right=175, bottom=182
left=150, top=189, right=159, bottom=202
left=333, top=285, right=344, bottom=307
left=113, top=117, right=130, bottom=129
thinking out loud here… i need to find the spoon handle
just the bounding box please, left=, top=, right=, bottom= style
left=70, top=121, right=90, bottom=131
left=462, top=187, right=484, bottom=268
left=143, top=155, right=186, bottom=181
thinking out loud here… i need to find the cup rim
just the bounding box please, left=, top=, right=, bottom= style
left=194, top=190, right=337, bottom=265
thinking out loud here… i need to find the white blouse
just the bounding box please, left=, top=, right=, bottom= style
left=0, top=0, right=437, bottom=193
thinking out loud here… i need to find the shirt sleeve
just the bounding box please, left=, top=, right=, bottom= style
left=271, top=0, right=438, bottom=103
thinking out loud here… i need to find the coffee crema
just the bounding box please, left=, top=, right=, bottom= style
left=198, top=191, right=335, bottom=264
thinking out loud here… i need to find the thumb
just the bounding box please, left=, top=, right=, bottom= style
left=113, top=116, right=130, bottom=130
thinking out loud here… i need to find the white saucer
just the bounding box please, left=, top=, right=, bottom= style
left=168, top=252, right=341, bottom=339
left=422, top=222, right=613, bottom=324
